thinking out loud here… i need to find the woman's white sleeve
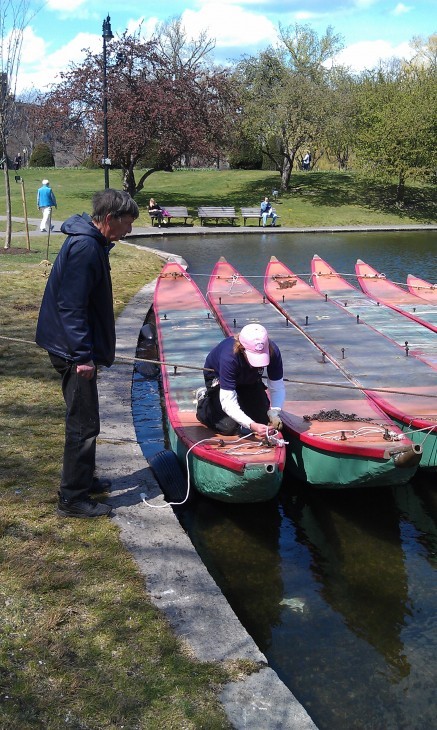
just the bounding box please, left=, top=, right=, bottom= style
left=268, top=378, right=285, bottom=409
left=220, top=389, right=252, bottom=429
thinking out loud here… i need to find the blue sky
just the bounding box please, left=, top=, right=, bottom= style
left=13, top=0, right=436, bottom=93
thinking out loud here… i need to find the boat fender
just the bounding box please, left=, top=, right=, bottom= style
left=140, top=322, right=157, bottom=343
left=389, top=444, right=422, bottom=469
left=136, top=322, right=159, bottom=378
left=147, top=449, right=189, bottom=504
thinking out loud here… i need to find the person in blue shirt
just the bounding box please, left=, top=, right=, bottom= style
left=37, top=179, right=57, bottom=232
left=196, top=323, right=285, bottom=436
left=260, top=196, right=278, bottom=227
left=36, top=189, right=139, bottom=518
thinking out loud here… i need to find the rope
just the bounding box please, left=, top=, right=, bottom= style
left=1, top=332, right=437, bottom=399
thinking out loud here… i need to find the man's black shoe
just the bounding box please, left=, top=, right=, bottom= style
left=90, top=476, right=112, bottom=494
left=57, top=496, right=112, bottom=518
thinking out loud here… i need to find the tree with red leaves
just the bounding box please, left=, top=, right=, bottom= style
left=35, top=19, right=236, bottom=197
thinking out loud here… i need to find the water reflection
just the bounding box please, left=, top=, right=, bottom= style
left=281, top=488, right=411, bottom=680
left=180, top=499, right=283, bottom=649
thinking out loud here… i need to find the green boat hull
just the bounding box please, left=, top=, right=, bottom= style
left=286, top=440, right=418, bottom=488
left=168, top=424, right=283, bottom=503
left=392, top=420, right=437, bottom=470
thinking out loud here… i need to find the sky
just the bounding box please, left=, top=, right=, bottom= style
left=9, top=0, right=437, bottom=94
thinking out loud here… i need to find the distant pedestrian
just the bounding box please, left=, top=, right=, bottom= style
left=36, top=189, right=139, bottom=518
left=302, top=152, right=311, bottom=171
left=37, top=179, right=57, bottom=232
left=14, top=153, right=22, bottom=170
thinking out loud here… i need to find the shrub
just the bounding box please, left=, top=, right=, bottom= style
left=81, top=155, right=101, bottom=169
left=29, top=143, right=55, bottom=168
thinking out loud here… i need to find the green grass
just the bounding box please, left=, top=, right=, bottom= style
left=0, top=241, right=237, bottom=729
left=1, top=167, right=436, bottom=238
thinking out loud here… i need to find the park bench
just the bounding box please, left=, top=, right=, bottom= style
left=149, top=206, right=191, bottom=226
left=240, top=207, right=280, bottom=226
left=197, top=206, right=237, bottom=226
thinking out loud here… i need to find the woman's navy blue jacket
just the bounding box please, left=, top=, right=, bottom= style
left=36, top=214, right=115, bottom=367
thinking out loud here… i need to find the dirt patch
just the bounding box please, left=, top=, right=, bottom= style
left=0, top=248, right=35, bottom=255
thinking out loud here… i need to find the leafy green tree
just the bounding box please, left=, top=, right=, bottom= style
left=354, top=58, right=437, bottom=204
left=323, top=68, right=358, bottom=170
left=235, top=24, right=343, bottom=190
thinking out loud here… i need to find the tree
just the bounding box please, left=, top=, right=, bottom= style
left=354, top=57, right=437, bottom=204
left=0, top=0, right=34, bottom=249
left=37, top=20, right=236, bottom=197
left=324, top=68, right=358, bottom=170
left=235, top=24, right=343, bottom=190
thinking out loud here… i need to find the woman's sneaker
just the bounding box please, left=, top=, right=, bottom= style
left=195, top=386, right=207, bottom=403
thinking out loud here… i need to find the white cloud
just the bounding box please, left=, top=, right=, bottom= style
left=392, top=3, right=413, bottom=15
left=125, top=15, right=158, bottom=39
left=46, top=0, right=88, bottom=10
left=17, top=31, right=101, bottom=93
left=334, top=39, right=414, bottom=71
left=181, top=3, right=277, bottom=48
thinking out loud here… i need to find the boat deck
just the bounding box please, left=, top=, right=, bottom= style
left=355, top=260, right=437, bottom=333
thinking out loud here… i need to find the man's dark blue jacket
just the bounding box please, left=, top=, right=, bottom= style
left=36, top=213, right=115, bottom=367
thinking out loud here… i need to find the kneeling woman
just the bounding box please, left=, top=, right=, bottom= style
left=196, top=323, right=285, bottom=437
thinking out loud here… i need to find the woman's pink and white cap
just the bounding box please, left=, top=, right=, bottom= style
left=239, top=324, right=270, bottom=367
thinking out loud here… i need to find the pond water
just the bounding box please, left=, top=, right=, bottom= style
left=132, top=230, right=437, bottom=730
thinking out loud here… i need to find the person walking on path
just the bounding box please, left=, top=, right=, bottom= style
left=36, top=189, right=139, bottom=518
left=37, top=179, right=57, bottom=232
left=196, top=323, right=285, bottom=437
left=260, top=196, right=278, bottom=227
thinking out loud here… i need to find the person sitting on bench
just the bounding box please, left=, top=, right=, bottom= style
left=148, top=198, right=164, bottom=226
left=260, top=197, right=277, bottom=227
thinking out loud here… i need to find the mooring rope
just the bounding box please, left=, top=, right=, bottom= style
left=1, top=333, right=437, bottom=400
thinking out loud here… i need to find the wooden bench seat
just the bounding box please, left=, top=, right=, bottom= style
left=240, top=207, right=280, bottom=226
left=197, top=206, right=237, bottom=226
left=149, top=206, right=190, bottom=226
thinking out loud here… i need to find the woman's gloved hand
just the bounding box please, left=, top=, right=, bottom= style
left=267, top=408, right=283, bottom=430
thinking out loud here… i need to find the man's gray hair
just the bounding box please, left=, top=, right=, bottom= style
left=92, top=189, right=139, bottom=222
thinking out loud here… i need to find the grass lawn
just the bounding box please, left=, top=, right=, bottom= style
left=0, top=237, right=237, bottom=728
left=1, top=167, right=436, bottom=234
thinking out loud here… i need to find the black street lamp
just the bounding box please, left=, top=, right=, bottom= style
left=102, top=15, right=114, bottom=189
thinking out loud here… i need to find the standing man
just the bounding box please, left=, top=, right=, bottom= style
left=260, top=196, right=278, bottom=227
left=36, top=189, right=139, bottom=518
left=37, top=179, right=57, bottom=232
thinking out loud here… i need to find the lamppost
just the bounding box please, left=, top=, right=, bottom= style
left=102, top=15, right=113, bottom=189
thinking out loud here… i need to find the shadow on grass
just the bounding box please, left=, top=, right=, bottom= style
left=287, top=172, right=437, bottom=222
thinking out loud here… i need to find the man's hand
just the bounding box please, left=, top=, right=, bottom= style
left=76, top=361, right=95, bottom=380
left=267, top=408, right=283, bottom=430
